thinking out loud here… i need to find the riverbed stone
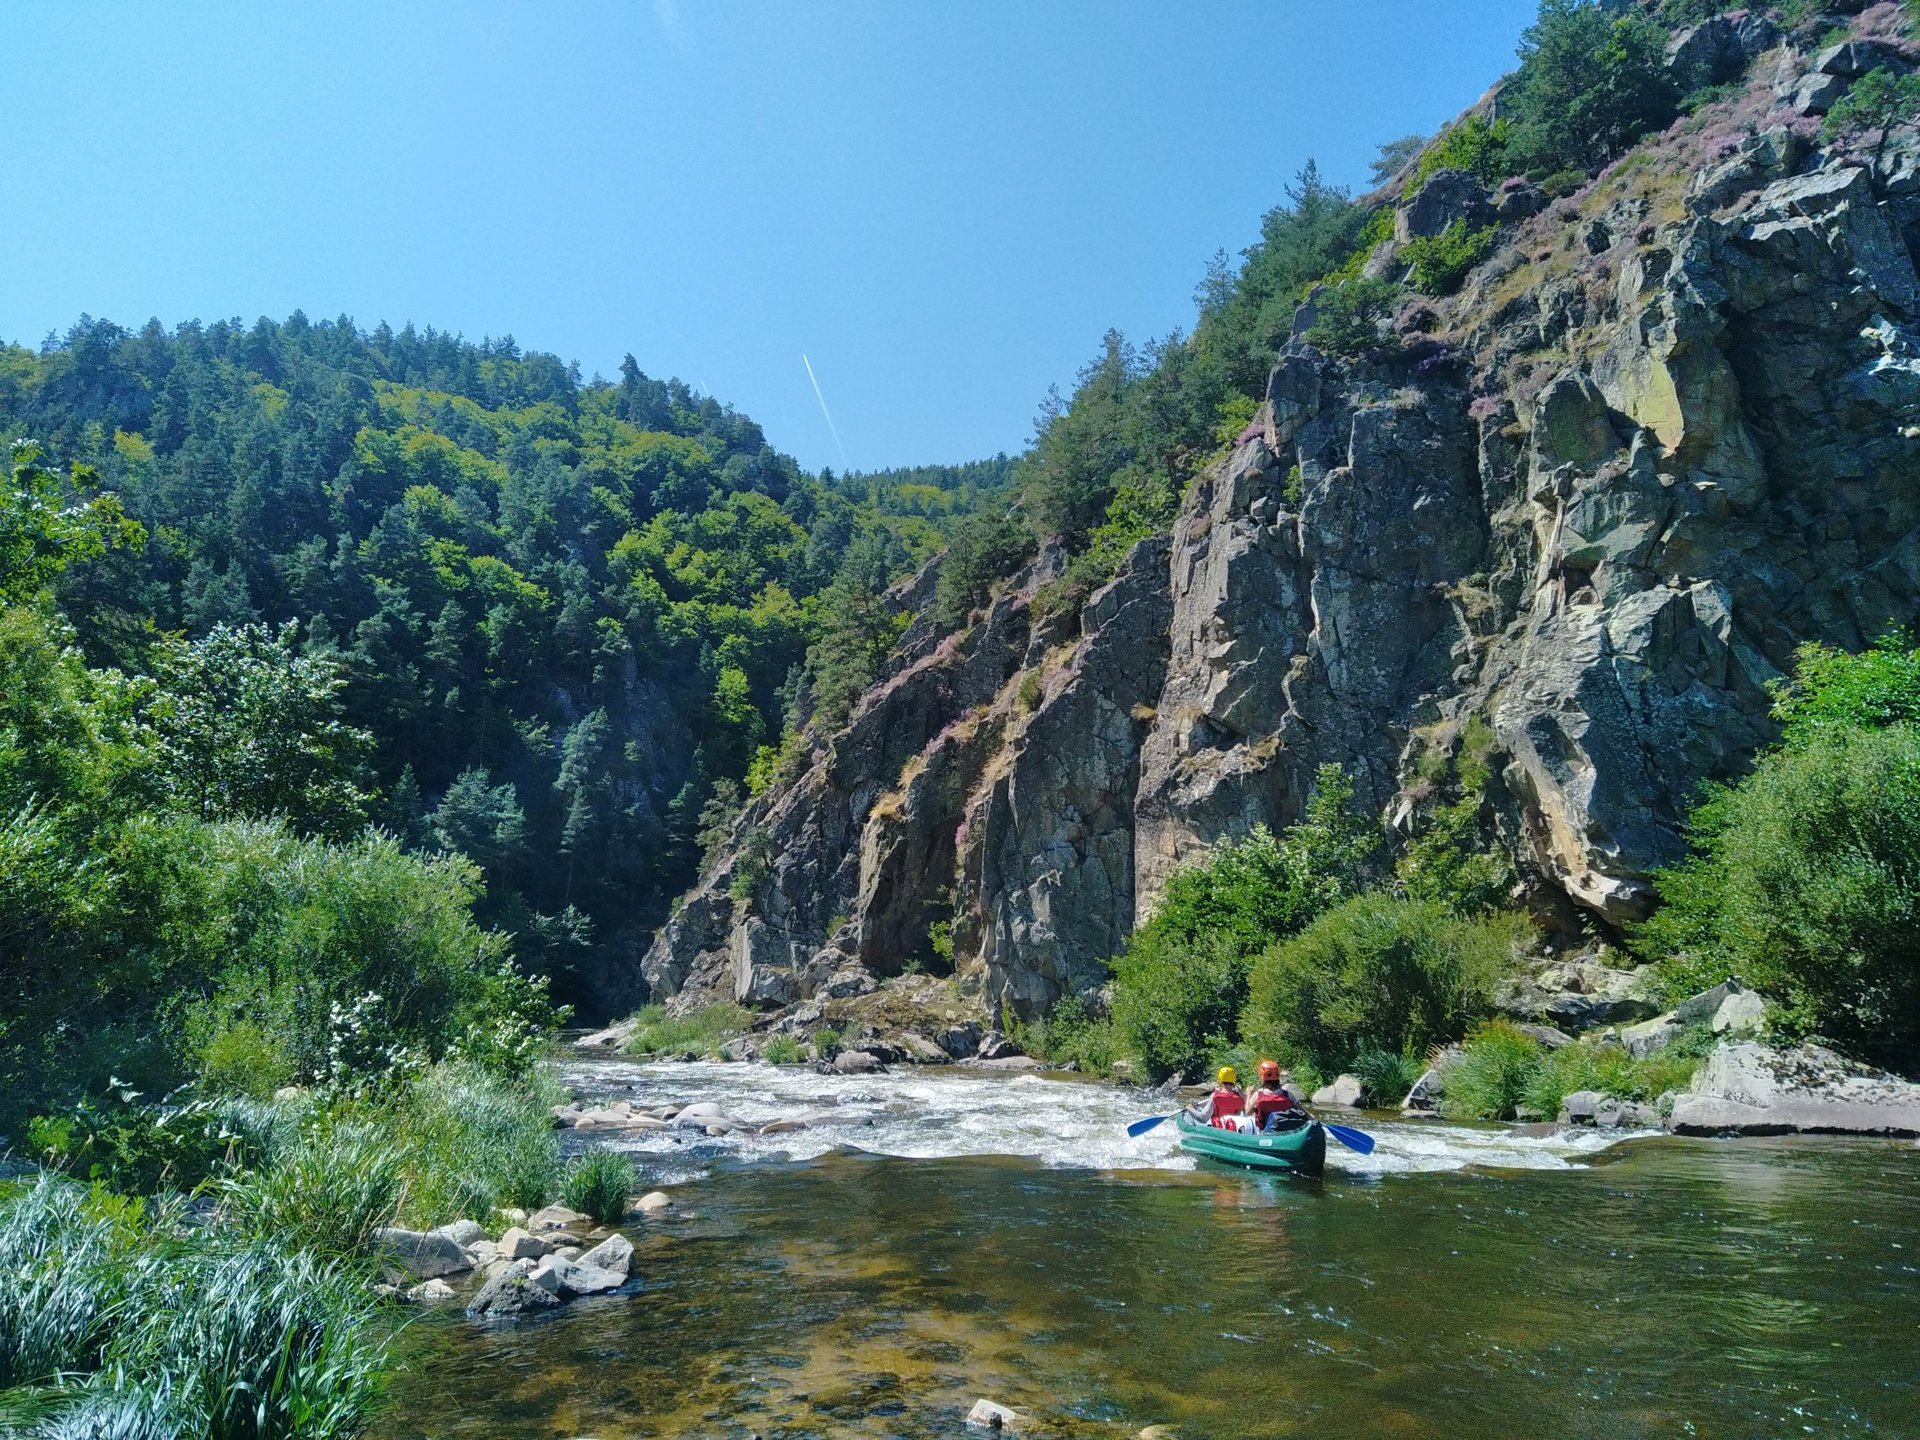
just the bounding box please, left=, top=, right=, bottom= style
left=631, top=1191, right=672, bottom=1215
left=433, top=1219, right=487, bottom=1248
left=1312, top=1074, right=1366, bottom=1108
left=533, top=1256, right=625, bottom=1297
left=373, top=1226, right=471, bottom=1279
left=498, top=1226, right=552, bottom=1261
left=468, top=1262, right=561, bottom=1318
left=1669, top=1042, right=1920, bottom=1136
left=577, top=1233, right=633, bottom=1277
left=406, top=1277, right=457, bottom=1303
left=966, top=1399, right=1026, bottom=1431
left=1560, top=1090, right=1608, bottom=1123
left=528, top=1204, right=590, bottom=1231
left=832, top=1048, right=884, bottom=1074
left=759, top=1118, right=808, bottom=1135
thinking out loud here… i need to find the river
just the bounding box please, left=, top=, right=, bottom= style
left=371, top=1058, right=1920, bottom=1439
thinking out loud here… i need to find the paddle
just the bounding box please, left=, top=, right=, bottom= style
left=1126, top=1112, right=1175, bottom=1137
left=1314, top=1116, right=1376, bottom=1155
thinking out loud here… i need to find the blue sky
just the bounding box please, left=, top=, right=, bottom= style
left=2, top=2, right=1536, bottom=473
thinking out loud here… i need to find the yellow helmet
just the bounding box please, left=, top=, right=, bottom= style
left=1217, top=1066, right=1237, bottom=1085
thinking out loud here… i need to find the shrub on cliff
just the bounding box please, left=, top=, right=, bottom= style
left=1638, top=636, right=1920, bottom=1068
left=1243, top=894, right=1527, bottom=1080
left=1111, top=766, right=1378, bottom=1080
left=1504, top=0, right=1680, bottom=174
left=1637, top=723, right=1920, bottom=1068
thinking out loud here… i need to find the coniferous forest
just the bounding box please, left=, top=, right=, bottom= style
left=1, top=317, right=1007, bottom=1021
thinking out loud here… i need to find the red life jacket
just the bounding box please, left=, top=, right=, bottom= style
left=1251, top=1086, right=1295, bottom=1126
left=1208, top=1087, right=1245, bottom=1122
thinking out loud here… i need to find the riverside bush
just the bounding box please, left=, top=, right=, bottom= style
left=1441, top=1022, right=1706, bottom=1121
left=1637, top=723, right=1920, bottom=1068
left=1111, top=766, right=1379, bottom=1081
left=620, top=1001, right=754, bottom=1058
left=1009, top=996, right=1119, bottom=1074
left=1243, top=894, right=1526, bottom=1080
left=562, top=1150, right=638, bottom=1225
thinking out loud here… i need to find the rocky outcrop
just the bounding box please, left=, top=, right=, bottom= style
left=1669, top=1042, right=1920, bottom=1135
left=644, top=28, right=1920, bottom=1027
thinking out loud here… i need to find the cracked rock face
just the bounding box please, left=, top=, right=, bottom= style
left=645, top=112, right=1920, bottom=1020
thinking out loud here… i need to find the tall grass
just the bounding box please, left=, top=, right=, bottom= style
left=0, top=1177, right=388, bottom=1440
left=221, top=1122, right=403, bottom=1256
left=1442, top=1020, right=1706, bottom=1121
left=560, top=1150, right=636, bottom=1225
left=387, top=1064, right=561, bottom=1225
left=620, top=1002, right=753, bottom=1059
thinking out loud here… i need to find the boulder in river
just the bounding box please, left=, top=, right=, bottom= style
left=498, top=1226, right=552, bottom=1261
left=832, top=1048, right=884, bottom=1075
left=1669, top=1042, right=1920, bottom=1136
left=373, top=1226, right=471, bottom=1279
left=407, top=1278, right=457, bottom=1303
left=975, top=1029, right=1024, bottom=1061
left=631, top=1191, right=673, bottom=1215
left=433, top=1218, right=487, bottom=1248
left=531, top=1256, right=626, bottom=1297
left=1311, top=1075, right=1366, bottom=1108
left=528, top=1204, right=590, bottom=1232
left=468, top=1262, right=562, bottom=1318
left=577, top=1233, right=633, bottom=1277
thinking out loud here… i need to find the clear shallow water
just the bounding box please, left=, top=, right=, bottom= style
left=373, top=1060, right=1920, bottom=1440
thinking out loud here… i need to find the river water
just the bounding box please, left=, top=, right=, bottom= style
left=372, top=1058, right=1920, bottom=1439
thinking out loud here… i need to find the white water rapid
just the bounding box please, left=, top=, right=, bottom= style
left=557, top=1055, right=1652, bottom=1182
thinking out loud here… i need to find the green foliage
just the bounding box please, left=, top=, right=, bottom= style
left=932, top=505, right=1031, bottom=626
left=384, top=1062, right=562, bottom=1222
left=0, top=440, right=144, bottom=607
left=561, top=1149, right=637, bottom=1225
left=223, top=1121, right=404, bottom=1256
left=1822, top=66, right=1920, bottom=151
left=1637, top=722, right=1920, bottom=1067
left=147, top=621, right=376, bottom=841
left=1402, top=221, right=1499, bottom=295
left=729, top=824, right=774, bottom=901
left=1350, top=1043, right=1423, bottom=1108
left=1769, top=633, right=1920, bottom=742
left=1440, top=1021, right=1702, bottom=1121
left=810, top=1025, right=842, bottom=1060
left=1303, top=278, right=1403, bottom=357
left=1244, top=894, right=1527, bottom=1080
left=620, top=1001, right=753, bottom=1058
left=25, top=1081, right=234, bottom=1195
left=1369, top=134, right=1429, bottom=186
left=3, top=321, right=993, bottom=1009
left=1411, top=115, right=1513, bottom=186
left=1438, top=1018, right=1542, bottom=1121
left=1397, top=720, right=1514, bottom=915
left=761, top=1033, right=805, bottom=1065
left=1111, top=765, right=1379, bottom=1080
left=1007, top=996, right=1119, bottom=1074
left=0, top=1177, right=388, bottom=1440
left=1503, top=0, right=1680, bottom=175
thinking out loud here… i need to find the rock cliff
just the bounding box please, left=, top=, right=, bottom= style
left=644, top=20, right=1920, bottom=1022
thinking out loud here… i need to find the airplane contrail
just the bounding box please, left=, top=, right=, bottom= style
left=802, top=354, right=849, bottom=470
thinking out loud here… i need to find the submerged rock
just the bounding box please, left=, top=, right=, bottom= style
left=631, top=1191, right=673, bottom=1215
left=1669, top=1043, right=1920, bottom=1137
left=528, top=1205, right=590, bottom=1232
left=966, top=1399, right=1026, bottom=1431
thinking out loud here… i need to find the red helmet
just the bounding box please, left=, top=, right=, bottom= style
left=1257, top=1059, right=1281, bottom=1081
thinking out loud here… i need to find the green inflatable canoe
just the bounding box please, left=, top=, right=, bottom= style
left=1176, top=1111, right=1326, bottom=1177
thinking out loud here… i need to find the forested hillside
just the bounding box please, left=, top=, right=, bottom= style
left=0, top=317, right=1001, bottom=1009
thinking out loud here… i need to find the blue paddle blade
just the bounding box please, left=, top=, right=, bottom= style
left=1321, top=1120, right=1375, bottom=1155
left=1126, top=1113, right=1172, bottom=1137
